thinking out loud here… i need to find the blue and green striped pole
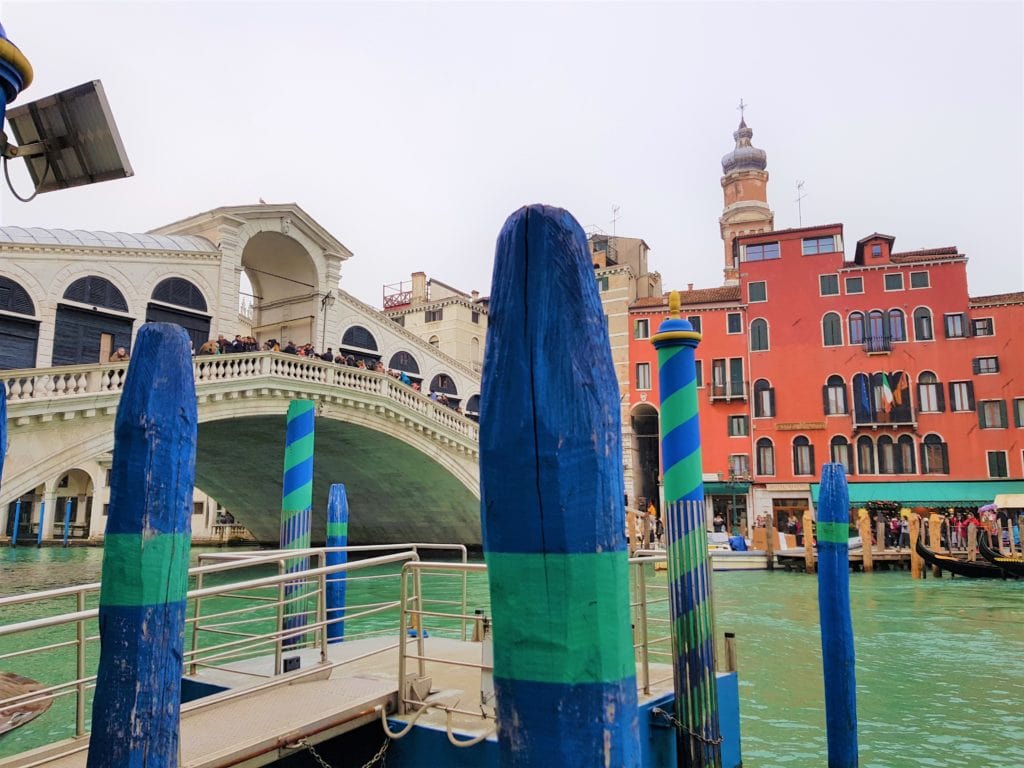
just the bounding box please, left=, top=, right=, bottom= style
left=326, top=483, right=349, bottom=643
left=281, top=400, right=315, bottom=647
left=480, top=205, right=640, bottom=767
left=86, top=323, right=197, bottom=768
left=652, top=291, right=721, bottom=768
left=816, top=463, right=859, bottom=767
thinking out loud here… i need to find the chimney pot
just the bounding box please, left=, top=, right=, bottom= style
left=687, top=283, right=694, bottom=291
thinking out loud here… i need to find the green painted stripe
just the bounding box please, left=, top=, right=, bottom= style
left=667, top=527, right=710, bottom=576
left=487, top=551, right=636, bottom=685
left=663, top=450, right=703, bottom=502
left=326, top=522, right=348, bottom=538
left=284, top=433, right=315, bottom=467
left=281, top=489, right=312, bottom=513
left=657, top=344, right=684, bottom=370
left=100, top=533, right=190, bottom=606
left=817, top=521, right=851, bottom=544
left=659, top=380, right=698, bottom=436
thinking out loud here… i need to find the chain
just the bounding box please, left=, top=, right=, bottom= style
left=651, top=707, right=724, bottom=746
left=296, top=737, right=390, bottom=768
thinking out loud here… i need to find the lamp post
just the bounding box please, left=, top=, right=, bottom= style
left=319, top=291, right=335, bottom=351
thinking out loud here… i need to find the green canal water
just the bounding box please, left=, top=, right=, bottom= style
left=1, top=546, right=1022, bottom=767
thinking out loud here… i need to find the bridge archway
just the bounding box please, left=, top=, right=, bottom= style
left=54, top=469, right=95, bottom=536
left=241, top=231, right=320, bottom=348
left=0, top=275, right=39, bottom=369
left=630, top=402, right=661, bottom=511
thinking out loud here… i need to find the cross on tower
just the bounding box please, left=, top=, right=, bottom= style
left=737, top=98, right=747, bottom=120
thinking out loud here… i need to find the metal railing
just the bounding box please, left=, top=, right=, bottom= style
left=708, top=380, right=748, bottom=401
left=862, top=334, right=892, bottom=353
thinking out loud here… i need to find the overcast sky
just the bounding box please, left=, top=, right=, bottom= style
left=2, top=1, right=1021, bottom=307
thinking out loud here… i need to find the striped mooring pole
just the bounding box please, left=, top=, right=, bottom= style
left=281, top=400, right=315, bottom=647
left=816, top=463, right=859, bottom=767
left=326, top=483, right=349, bottom=643
left=480, top=205, right=640, bottom=767
left=86, top=323, right=197, bottom=768
left=652, top=291, right=722, bottom=768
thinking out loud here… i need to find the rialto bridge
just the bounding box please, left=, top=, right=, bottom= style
left=0, top=204, right=482, bottom=545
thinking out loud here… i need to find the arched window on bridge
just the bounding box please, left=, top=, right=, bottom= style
left=465, top=394, right=480, bottom=422
left=429, top=373, right=460, bottom=409
left=53, top=276, right=134, bottom=366
left=147, top=277, right=211, bottom=352
left=0, top=275, right=39, bottom=369
left=340, top=325, right=381, bottom=367
left=388, top=350, right=422, bottom=387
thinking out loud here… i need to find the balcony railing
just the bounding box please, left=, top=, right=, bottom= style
left=862, top=335, right=892, bottom=353
left=709, top=380, right=748, bottom=401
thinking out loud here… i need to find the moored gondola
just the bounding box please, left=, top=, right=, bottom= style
left=915, top=536, right=1005, bottom=579
left=977, top=531, right=1024, bottom=579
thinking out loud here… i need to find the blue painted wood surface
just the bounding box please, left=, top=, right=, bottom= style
left=62, top=498, right=73, bottom=547
left=35, top=499, right=45, bottom=547
left=10, top=498, right=20, bottom=547
left=326, top=483, right=349, bottom=643
left=0, top=386, right=6, bottom=498
left=480, top=204, right=640, bottom=767
left=86, top=323, right=197, bottom=768
left=816, top=463, right=859, bottom=768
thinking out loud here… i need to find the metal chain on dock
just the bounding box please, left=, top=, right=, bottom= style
left=651, top=707, right=724, bottom=746
left=296, top=737, right=390, bottom=768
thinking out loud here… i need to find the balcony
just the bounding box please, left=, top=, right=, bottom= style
left=709, top=380, right=748, bottom=402
left=862, top=334, right=892, bottom=354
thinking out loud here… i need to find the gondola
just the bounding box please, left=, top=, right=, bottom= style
left=0, top=672, right=52, bottom=736
left=977, top=531, right=1024, bottom=579
left=915, top=536, right=1005, bottom=579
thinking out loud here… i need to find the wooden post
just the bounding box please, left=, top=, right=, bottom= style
left=281, top=400, right=315, bottom=647
left=815, top=464, right=859, bottom=768
left=480, top=205, right=640, bottom=767
left=1006, top=520, right=1016, bottom=556
left=929, top=513, right=944, bottom=578
left=875, top=520, right=885, bottom=553
left=909, top=515, right=923, bottom=579
left=803, top=509, right=815, bottom=574
left=326, top=483, right=349, bottom=644
left=86, top=323, right=197, bottom=768
left=765, top=513, right=775, bottom=571
left=967, top=522, right=978, bottom=562
left=858, top=514, right=873, bottom=573
left=1018, top=519, right=1024, bottom=558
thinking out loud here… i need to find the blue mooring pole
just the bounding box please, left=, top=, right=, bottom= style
left=326, top=483, right=349, bottom=643
left=11, top=499, right=21, bottom=547
left=480, top=205, right=640, bottom=767
left=816, top=463, right=859, bottom=767
left=1, top=381, right=6, bottom=499
left=35, top=499, right=45, bottom=547
left=280, top=400, right=315, bottom=648
left=62, top=498, right=73, bottom=547
left=86, top=323, right=197, bottom=768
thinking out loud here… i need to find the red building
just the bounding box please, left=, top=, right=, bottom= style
left=628, top=118, right=1024, bottom=533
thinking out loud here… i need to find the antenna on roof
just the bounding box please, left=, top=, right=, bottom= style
left=611, top=205, right=620, bottom=238
left=795, top=180, right=807, bottom=227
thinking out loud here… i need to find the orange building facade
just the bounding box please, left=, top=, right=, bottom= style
left=627, top=119, right=1024, bottom=532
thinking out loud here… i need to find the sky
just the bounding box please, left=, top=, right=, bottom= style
left=2, top=1, right=1022, bottom=308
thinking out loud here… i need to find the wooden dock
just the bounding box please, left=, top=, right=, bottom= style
left=774, top=547, right=915, bottom=573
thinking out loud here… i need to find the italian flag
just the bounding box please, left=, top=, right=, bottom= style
left=880, top=372, right=895, bottom=407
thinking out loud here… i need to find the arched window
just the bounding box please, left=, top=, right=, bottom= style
left=0, top=276, right=39, bottom=369
left=151, top=277, right=207, bottom=312
left=792, top=436, right=814, bottom=476
left=913, top=307, right=933, bottom=341
left=867, top=310, right=886, bottom=349
left=341, top=326, right=378, bottom=351
left=823, top=375, right=847, bottom=415
left=848, top=312, right=865, bottom=344
left=920, top=434, right=949, bottom=474
left=63, top=276, right=128, bottom=312
left=888, top=309, right=906, bottom=342
left=917, top=371, right=943, bottom=413
left=428, top=336, right=439, bottom=347
left=466, top=394, right=481, bottom=421
left=750, top=319, right=769, bottom=351
left=388, top=351, right=420, bottom=374
left=898, top=435, right=916, bottom=474
left=830, top=436, right=852, bottom=475
left=756, top=438, right=775, bottom=476
left=471, top=337, right=480, bottom=367
left=852, top=373, right=872, bottom=423
left=753, top=379, right=775, bottom=417
left=877, top=435, right=897, bottom=474
left=430, top=374, right=458, bottom=396
left=822, top=312, right=842, bottom=346
left=857, top=435, right=875, bottom=474
left=0, top=276, right=35, bottom=315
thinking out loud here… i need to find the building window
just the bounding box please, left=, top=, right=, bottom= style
left=597, top=276, right=609, bottom=291
left=845, top=276, right=864, bottom=294
left=910, top=271, right=930, bottom=289
left=867, top=310, right=886, bottom=347
left=978, top=399, right=1008, bottom=429
left=193, top=502, right=205, bottom=516
left=753, top=379, right=775, bottom=417
left=687, top=315, right=702, bottom=333
left=471, top=311, right=481, bottom=324
left=635, top=363, right=652, bottom=391
left=750, top=319, right=769, bottom=351
left=888, top=309, right=906, bottom=342
left=726, top=312, right=742, bottom=334
left=973, top=356, right=999, bottom=374
left=896, top=436, right=916, bottom=474
left=944, top=313, right=967, bottom=338
left=822, top=312, right=843, bottom=346
left=871, top=244, right=882, bottom=257
left=987, top=451, right=1009, bottom=478
left=745, top=242, right=780, bottom=261
left=920, top=434, right=949, bottom=474
left=848, top=312, right=865, bottom=345
left=823, top=375, right=848, bottom=415
left=428, top=335, right=439, bottom=347
left=877, top=436, right=897, bottom=474
left=694, top=360, right=703, bottom=388
left=857, top=436, right=875, bottom=474
left=730, top=454, right=750, bottom=478
left=425, top=308, right=443, bottom=323
left=802, top=236, right=835, bottom=255
left=392, top=315, right=405, bottom=327
left=748, top=281, right=767, bottom=303
left=971, top=318, right=994, bottom=337
left=913, top=307, right=933, bottom=341
left=756, top=438, right=775, bottom=476
left=792, top=436, right=814, bottom=475
left=852, top=373, right=872, bottom=423
left=728, top=415, right=749, bottom=437
left=884, top=273, right=904, bottom=291
left=634, top=318, right=650, bottom=339
left=819, top=274, right=839, bottom=296
left=830, top=436, right=853, bottom=475
left=917, top=372, right=943, bottom=413
left=1015, top=397, right=1024, bottom=428
left=949, top=381, right=975, bottom=412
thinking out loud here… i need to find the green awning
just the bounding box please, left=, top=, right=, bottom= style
left=704, top=482, right=751, bottom=495
left=809, top=480, right=1024, bottom=507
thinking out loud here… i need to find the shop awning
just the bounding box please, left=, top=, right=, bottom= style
left=995, top=493, right=1024, bottom=509
left=704, top=482, right=751, bottom=495
left=809, top=480, right=1024, bottom=507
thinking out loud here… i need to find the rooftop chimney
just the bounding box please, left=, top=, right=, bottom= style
left=687, top=283, right=694, bottom=291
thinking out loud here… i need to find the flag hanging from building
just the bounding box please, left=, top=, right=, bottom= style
left=892, top=373, right=908, bottom=407
left=880, top=372, right=895, bottom=409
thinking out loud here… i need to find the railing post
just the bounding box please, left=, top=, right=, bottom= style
left=397, top=565, right=410, bottom=715
left=190, top=571, right=204, bottom=676
left=635, top=560, right=650, bottom=695
left=76, top=589, right=87, bottom=736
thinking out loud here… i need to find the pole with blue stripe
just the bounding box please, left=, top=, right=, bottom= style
left=1, top=383, right=6, bottom=498
left=481, top=205, right=640, bottom=767
left=62, top=498, right=73, bottom=547
left=652, top=291, right=721, bottom=768
left=326, top=483, right=349, bottom=643
left=86, top=323, right=197, bottom=768
left=10, top=499, right=21, bottom=547
left=816, top=463, right=859, bottom=767
left=281, top=400, right=315, bottom=647
left=35, top=499, right=46, bottom=547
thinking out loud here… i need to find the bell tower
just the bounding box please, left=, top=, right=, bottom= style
left=719, top=102, right=774, bottom=283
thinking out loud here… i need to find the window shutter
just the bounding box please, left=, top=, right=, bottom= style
left=978, top=402, right=987, bottom=429
left=971, top=358, right=981, bottom=375
left=822, top=385, right=830, bottom=415
left=998, top=400, right=1007, bottom=427
left=966, top=382, right=975, bottom=410
left=919, top=443, right=927, bottom=473
left=893, top=444, right=903, bottom=474
left=808, top=444, right=815, bottom=475
left=1016, top=401, right=1023, bottom=428
left=994, top=358, right=1000, bottom=373
left=936, top=385, right=945, bottom=412
left=941, top=443, right=950, bottom=474
left=769, top=388, right=777, bottom=417
left=962, top=315, right=972, bottom=337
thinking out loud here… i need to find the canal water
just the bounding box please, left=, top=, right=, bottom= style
left=2, top=546, right=1022, bottom=767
